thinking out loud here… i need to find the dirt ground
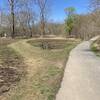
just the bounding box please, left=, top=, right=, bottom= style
left=0, top=38, right=26, bottom=99
left=0, top=37, right=80, bottom=100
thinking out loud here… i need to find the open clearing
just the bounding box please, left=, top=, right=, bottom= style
left=0, top=37, right=80, bottom=100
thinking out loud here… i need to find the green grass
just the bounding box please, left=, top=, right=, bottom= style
left=31, top=65, right=63, bottom=100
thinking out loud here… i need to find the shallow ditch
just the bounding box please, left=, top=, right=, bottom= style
left=28, top=39, right=70, bottom=50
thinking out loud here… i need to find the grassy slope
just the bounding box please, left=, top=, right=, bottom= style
left=91, top=38, right=100, bottom=56
left=0, top=38, right=26, bottom=70
left=0, top=38, right=26, bottom=100
left=7, top=38, right=80, bottom=100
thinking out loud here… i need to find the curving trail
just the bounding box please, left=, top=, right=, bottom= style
left=7, top=39, right=46, bottom=100
left=56, top=36, right=100, bottom=100
left=7, top=37, right=68, bottom=100
left=8, top=38, right=67, bottom=78
left=9, top=39, right=45, bottom=78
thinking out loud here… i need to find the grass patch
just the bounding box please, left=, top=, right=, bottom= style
left=0, top=38, right=26, bottom=96
left=31, top=65, right=63, bottom=100
left=91, top=38, right=100, bottom=56
left=0, top=38, right=80, bottom=100
left=25, top=39, right=80, bottom=100
left=28, top=39, right=80, bottom=61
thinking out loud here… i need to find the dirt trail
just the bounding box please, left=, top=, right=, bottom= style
left=1, top=39, right=47, bottom=100
left=9, top=37, right=68, bottom=78
left=1, top=37, right=79, bottom=100
left=9, top=40, right=45, bottom=78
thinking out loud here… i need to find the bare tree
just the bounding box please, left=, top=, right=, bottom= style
left=36, top=0, right=48, bottom=37
left=90, top=0, right=100, bottom=11
left=17, top=0, right=37, bottom=37
left=8, top=0, right=15, bottom=38
left=17, top=10, right=36, bottom=37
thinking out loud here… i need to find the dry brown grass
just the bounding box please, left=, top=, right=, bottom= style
left=0, top=38, right=80, bottom=100
left=0, top=38, right=26, bottom=99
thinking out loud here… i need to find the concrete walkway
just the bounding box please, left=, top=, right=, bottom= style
left=56, top=36, right=100, bottom=100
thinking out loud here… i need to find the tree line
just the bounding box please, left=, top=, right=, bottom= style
left=0, top=0, right=52, bottom=38
left=65, top=0, right=100, bottom=40
left=0, top=0, right=100, bottom=39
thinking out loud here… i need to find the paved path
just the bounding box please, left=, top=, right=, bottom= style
left=56, top=36, right=100, bottom=100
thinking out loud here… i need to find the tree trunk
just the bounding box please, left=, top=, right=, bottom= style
left=69, top=30, right=71, bottom=36
left=40, top=14, right=45, bottom=37
left=11, top=0, right=15, bottom=38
